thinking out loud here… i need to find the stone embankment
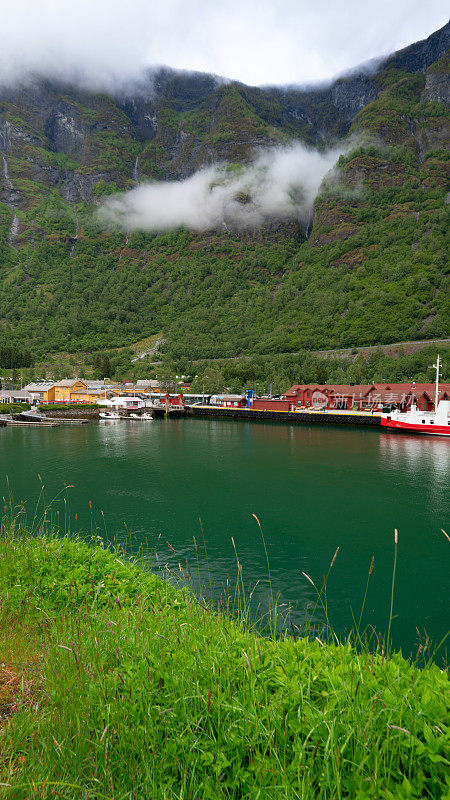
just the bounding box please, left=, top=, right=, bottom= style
left=41, top=408, right=99, bottom=420
left=188, top=406, right=381, bottom=427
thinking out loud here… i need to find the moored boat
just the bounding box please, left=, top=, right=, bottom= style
left=99, top=411, right=121, bottom=419
left=381, top=356, right=450, bottom=436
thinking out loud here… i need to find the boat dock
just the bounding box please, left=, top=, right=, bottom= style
left=0, top=415, right=60, bottom=427
left=19, top=411, right=89, bottom=425
left=187, top=406, right=382, bottom=427
left=0, top=411, right=89, bottom=428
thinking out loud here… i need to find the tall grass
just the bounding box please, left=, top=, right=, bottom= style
left=0, top=505, right=449, bottom=799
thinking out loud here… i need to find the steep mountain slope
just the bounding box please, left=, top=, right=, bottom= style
left=0, top=23, right=448, bottom=358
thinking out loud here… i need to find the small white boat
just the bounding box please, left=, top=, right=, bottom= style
left=141, top=412, right=153, bottom=420
left=99, top=411, right=121, bottom=419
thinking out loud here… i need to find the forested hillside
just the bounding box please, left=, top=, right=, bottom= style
left=0, top=22, right=448, bottom=362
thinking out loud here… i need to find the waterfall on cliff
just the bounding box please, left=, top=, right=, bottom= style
left=1, top=152, right=20, bottom=248
left=133, top=156, right=139, bottom=183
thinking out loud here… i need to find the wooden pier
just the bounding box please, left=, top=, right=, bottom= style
left=19, top=411, right=88, bottom=425
left=1, top=416, right=60, bottom=427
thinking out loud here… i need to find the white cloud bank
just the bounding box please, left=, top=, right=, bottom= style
left=98, top=143, right=344, bottom=232
left=0, top=0, right=447, bottom=88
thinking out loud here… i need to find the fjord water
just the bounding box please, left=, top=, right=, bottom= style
left=2, top=418, right=449, bottom=656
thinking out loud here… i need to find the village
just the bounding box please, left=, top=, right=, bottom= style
left=1, top=376, right=449, bottom=414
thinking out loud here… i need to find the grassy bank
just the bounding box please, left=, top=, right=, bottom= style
left=0, top=519, right=449, bottom=799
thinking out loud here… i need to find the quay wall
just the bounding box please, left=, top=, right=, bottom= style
left=188, top=406, right=382, bottom=427
left=34, top=405, right=382, bottom=427
left=43, top=408, right=99, bottom=420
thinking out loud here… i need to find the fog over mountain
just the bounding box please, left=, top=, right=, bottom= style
left=0, top=1, right=448, bottom=89
left=99, top=143, right=345, bottom=233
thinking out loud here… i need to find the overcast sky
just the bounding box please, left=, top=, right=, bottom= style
left=0, top=1, right=447, bottom=89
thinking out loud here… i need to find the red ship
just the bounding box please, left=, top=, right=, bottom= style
left=381, top=355, right=450, bottom=436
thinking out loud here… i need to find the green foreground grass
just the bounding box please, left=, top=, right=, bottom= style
left=0, top=519, right=449, bottom=799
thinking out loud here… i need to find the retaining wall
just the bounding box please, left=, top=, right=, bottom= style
left=42, top=408, right=99, bottom=420
left=188, top=406, right=381, bottom=427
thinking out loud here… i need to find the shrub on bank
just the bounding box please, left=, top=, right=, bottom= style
left=0, top=402, right=30, bottom=414
left=38, top=403, right=99, bottom=411
left=0, top=521, right=448, bottom=800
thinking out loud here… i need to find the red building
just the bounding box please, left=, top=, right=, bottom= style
left=152, top=393, right=185, bottom=412
left=284, top=383, right=450, bottom=411
left=284, top=384, right=314, bottom=409
left=252, top=398, right=291, bottom=412
left=214, top=394, right=247, bottom=408
left=285, top=384, right=374, bottom=410
left=366, top=383, right=450, bottom=411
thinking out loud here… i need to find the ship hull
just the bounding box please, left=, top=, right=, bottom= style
left=381, top=418, right=450, bottom=436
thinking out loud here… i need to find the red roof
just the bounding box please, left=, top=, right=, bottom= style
left=285, top=382, right=450, bottom=402
left=285, top=384, right=318, bottom=397
left=370, top=383, right=450, bottom=401
left=318, top=384, right=373, bottom=397
left=285, top=383, right=373, bottom=398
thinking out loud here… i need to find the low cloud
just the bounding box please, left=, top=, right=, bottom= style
left=0, top=1, right=446, bottom=90
left=99, top=143, right=345, bottom=233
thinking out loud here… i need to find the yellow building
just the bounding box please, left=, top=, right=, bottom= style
left=53, top=379, right=109, bottom=404
left=53, top=379, right=89, bottom=402
left=71, top=387, right=108, bottom=403
left=24, top=382, right=56, bottom=404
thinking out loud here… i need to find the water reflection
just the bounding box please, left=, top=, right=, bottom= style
left=1, top=420, right=449, bottom=656
left=379, top=431, right=450, bottom=476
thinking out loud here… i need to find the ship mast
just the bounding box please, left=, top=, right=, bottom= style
left=432, top=354, right=441, bottom=411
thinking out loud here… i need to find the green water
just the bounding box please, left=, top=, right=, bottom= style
left=1, top=418, right=449, bottom=656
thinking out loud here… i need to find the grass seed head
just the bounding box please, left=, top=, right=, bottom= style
left=302, top=571, right=315, bottom=587
left=330, top=546, right=339, bottom=568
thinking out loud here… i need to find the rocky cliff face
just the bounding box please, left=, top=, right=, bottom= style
left=382, top=21, right=449, bottom=73
left=422, top=71, right=449, bottom=103
left=330, top=75, right=378, bottom=120
left=0, top=23, right=448, bottom=358
left=0, top=22, right=447, bottom=200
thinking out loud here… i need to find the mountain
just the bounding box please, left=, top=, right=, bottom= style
left=0, top=22, right=448, bottom=360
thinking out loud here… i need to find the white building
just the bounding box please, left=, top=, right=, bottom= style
left=0, top=389, right=33, bottom=403
left=110, top=396, right=145, bottom=409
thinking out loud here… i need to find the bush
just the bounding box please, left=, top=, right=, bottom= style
left=0, top=402, right=30, bottom=414
left=38, top=403, right=99, bottom=411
